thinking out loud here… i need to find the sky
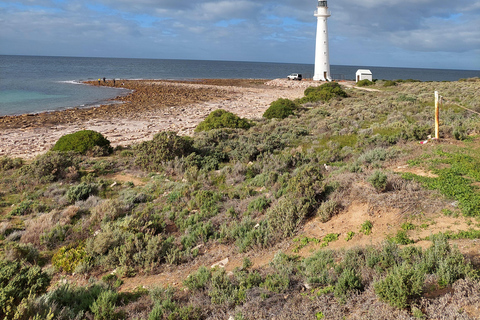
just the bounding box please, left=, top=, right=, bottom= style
left=0, top=0, right=479, bottom=70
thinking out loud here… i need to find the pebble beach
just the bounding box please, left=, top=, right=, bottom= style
left=0, top=78, right=327, bottom=159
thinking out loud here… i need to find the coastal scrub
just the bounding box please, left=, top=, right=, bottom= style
left=52, top=130, right=112, bottom=155
left=195, top=109, right=252, bottom=132
left=263, top=98, right=297, bottom=119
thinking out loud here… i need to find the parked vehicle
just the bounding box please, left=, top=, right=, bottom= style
left=287, top=73, right=302, bottom=80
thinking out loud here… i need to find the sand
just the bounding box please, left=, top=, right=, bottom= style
left=0, top=79, right=328, bottom=159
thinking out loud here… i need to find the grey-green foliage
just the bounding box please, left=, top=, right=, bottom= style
left=374, top=262, right=424, bottom=309
left=267, top=164, right=324, bottom=237
left=368, top=170, right=388, bottom=191
left=302, top=250, right=335, bottom=286
left=134, top=131, right=194, bottom=172
left=0, top=157, right=23, bottom=171
left=66, top=182, right=97, bottom=203
left=195, top=109, right=252, bottom=132
left=0, top=260, right=51, bottom=319
left=334, top=268, right=363, bottom=302
left=263, top=98, right=297, bottom=119
left=85, top=222, right=173, bottom=270
left=90, top=290, right=119, bottom=320
left=184, top=266, right=211, bottom=291
left=24, top=151, right=81, bottom=183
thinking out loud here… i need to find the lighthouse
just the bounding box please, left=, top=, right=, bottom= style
left=313, top=1, right=332, bottom=81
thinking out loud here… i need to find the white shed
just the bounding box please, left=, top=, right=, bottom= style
left=356, top=69, right=373, bottom=82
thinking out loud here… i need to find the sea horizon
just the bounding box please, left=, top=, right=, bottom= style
left=3, top=54, right=479, bottom=73
left=1, top=55, right=479, bottom=116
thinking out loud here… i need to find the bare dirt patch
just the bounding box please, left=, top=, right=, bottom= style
left=393, top=164, right=438, bottom=178
left=108, top=173, right=147, bottom=186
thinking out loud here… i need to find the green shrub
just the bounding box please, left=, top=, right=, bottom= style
left=208, top=267, right=242, bottom=305
left=318, top=199, right=338, bottom=222
left=52, top=130, right=112, bottom=155
left=374, top=263, right=424, bottom=309
left=134, top=131, right=194, bottom=171
left=184, top=266, right=211, bottom=291
left=390, top=230, right=414, bottom=245
left=90, top=290, right=120, bottom=320
left=334, top=268, right=363, bottom=301
left=0, top=260, right=51, bottom=319
left=39, top=283, right=109, bottom=318
left=383, top=80, right=397, bottom=87
left=195, top=109, right=252, bottom=132
left=356, top=79, right=374, bottom=87
left=368, top=170, right=388, bottom=192
left=25, top=151, right=81, bottom=183
left=10, top=200, right=35, bottom=216
left=40, top=224, right=70, bottom=249
left=52, top=245, right=86, bottom=273
left=0, top=157, right=23, bottom=171
left=224, top=218, right=270, bottom=252
left=302, top=250, right=335, bottom=286
left=401, top=222, right=416, bottom=231
left=66, top=182, right=97, bottom=203
left=262, top=273, right=289, bottom=293
left=247, top=196, right=271, bottom=214
left=299, top=82, right=348, bottom=103
left=263, top=98, right=297, bottom=119
left=268, top=165, right=324, bottom=237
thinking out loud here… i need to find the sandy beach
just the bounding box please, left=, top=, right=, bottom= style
left=0, top=79, right=327, bottom=159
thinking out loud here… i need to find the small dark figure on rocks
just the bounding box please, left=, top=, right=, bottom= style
left=113, top=79, right=116, bottom=86
left=103, top=77, right=106, bottom=83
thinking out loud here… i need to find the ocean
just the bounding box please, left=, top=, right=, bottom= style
left=0, top=55, right=478, bottom=116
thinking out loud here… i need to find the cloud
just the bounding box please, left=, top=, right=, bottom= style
left=0, top=0, right=479, bottom=69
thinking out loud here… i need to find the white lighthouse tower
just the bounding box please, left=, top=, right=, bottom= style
left=313, top=1, right=332, bottom=81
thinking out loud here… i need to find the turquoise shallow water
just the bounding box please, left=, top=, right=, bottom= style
left=1, top=90, right=67, bottom=103
left=0, top=55, right=478, bottom=116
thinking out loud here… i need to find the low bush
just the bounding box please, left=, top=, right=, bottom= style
left=390, top=230, right=414, bottom=245
left=383, top=80, right=397, bottom=87
left=66, top=182, right=98, bottom=203
left=317, top=199, right=339, bottom=222
left=368, top=170, right=388, bottom=192
left=52, top=130, right=112, bottom=155
left=90, top=290, right=120, bottom=320
left=24, top=151, right=81, bottom=183
left=0, top=259, right=51, bottom=319
left=195, top=109, right=252, bottom=132
left=299, top=82, right=348, bottom=103
left=356, top=79, right=374, bottom=87
left=263, top=98, right=297, bottom=119
left=374, top=263, right=424, bottom=309
left=134, top=132, right=194, bottom=172
left=52, top=244, right=86, bottom=273
left=10, top=200, right=35, bottom=216
left=302, top=250, right=335, bottom=286
left=0, top=157, right=23, bottom=171
left=334, top=268, right=363, bottom=302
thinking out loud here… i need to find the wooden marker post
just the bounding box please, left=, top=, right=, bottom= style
left=435, top=91, right=440, bottom=139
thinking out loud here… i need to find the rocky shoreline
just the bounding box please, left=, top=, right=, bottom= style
left=0, top=79, right=325, bottom=159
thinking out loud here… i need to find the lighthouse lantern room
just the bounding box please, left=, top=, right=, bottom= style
left=313, top=0, right=332, bottom=81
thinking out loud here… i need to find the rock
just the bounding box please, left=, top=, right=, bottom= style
left=211, top=258, right=229, bottom=269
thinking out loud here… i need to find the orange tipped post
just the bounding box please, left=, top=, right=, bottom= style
left=435, top=91, right=439, bottom=139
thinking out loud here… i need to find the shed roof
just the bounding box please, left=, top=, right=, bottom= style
left=356, top=69, right=372, bottom=75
